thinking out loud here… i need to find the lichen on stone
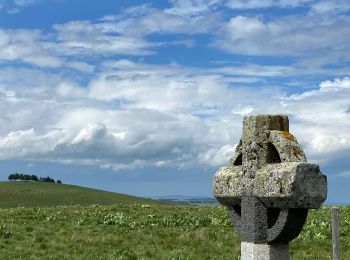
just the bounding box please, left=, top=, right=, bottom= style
left=213, top=114, right=327, bottom=209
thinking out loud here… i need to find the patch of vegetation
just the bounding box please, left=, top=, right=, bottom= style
left=0, top=204, right=348, bottom=259
left=8, top=173, right=61, bottom=183
left=292, top=206, right=350, bottom=259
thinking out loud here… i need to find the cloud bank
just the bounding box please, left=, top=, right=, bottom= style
left=0, top=0, right=349, bottom=174
left=0, top=60, right=349, bottom=171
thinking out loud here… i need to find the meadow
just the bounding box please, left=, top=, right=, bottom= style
left=0, top=182, right=156, bottom=208
left=0, top=182, right=349, bottom=259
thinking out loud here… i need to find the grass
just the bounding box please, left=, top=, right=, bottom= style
left=0, top=204, right=238, bottom=259
left=0, top=204, right=348, bottom=259
left=0, top=181, right=158, bottom=208
left=0, top=182, right=348, bottom=259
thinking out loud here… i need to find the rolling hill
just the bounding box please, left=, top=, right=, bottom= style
left=0, top=181, right=159, bottom=208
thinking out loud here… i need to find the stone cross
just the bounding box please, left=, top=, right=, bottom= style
left=213, top=115, right=327, bottom=260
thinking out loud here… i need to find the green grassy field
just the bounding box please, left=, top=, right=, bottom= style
left=0, top=181, right=158, bottom=208
left=0, top=182, right=348, bottom=259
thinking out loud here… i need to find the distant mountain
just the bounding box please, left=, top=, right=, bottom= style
left=152, top=195, right=219, bottom=205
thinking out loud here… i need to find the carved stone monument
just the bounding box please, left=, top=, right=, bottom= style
left=213, top=115, right=327, bottom=260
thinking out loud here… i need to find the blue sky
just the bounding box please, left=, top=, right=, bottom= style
left=0, top=0, right=350, bottom=203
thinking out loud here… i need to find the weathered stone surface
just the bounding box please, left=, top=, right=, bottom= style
left=241, top=242, right=290, bottom=260
left=212, top=114, right=328, bottom=259
left=214, top=162, right=327, bottom=208
left=213, top=114, right=327, bottom=208
left=268, top=130, right=307, bottom=162
left=229, top=202, right=308, bottom=243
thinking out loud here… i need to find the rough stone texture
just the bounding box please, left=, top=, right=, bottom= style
left=229, top=203, right=308, bottom=243
left=213, top=114, right=327, bottom=209
left=241, top=242, right=290, bottom=260
left=214, top=162, right=327, bottom=208
left=268, top=130, right=306, bottom=162
left=212, top=114, right=328, bottom=259
left=240, top=197, right=268, bottom=243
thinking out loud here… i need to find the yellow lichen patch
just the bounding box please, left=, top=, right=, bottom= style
left=281, top=131, right=296, bottom=142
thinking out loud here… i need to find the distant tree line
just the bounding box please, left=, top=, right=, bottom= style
left=8, top=173, right=62, bottom=184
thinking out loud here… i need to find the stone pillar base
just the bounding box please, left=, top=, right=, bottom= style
left=241, top=242, right=290, bottom=260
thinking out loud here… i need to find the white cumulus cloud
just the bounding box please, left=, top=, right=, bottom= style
left=0, top=61, right=349, bottom=171
left=319, top=77, right=350, bottom=91
left=215, top=14, right=350, bottom=58
left=226, top=0, right=313, bottom=9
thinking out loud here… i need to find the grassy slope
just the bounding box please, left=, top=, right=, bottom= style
left=0, top=205, right=348, bottom=259
left=0, top=181, right=158, bottom=208
left=0, top=182, right=348, bottom=259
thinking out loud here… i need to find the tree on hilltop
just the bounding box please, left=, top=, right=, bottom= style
left=39, top=176, right=55, bottom=183
left=8, top=173, right=61, bottom=183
